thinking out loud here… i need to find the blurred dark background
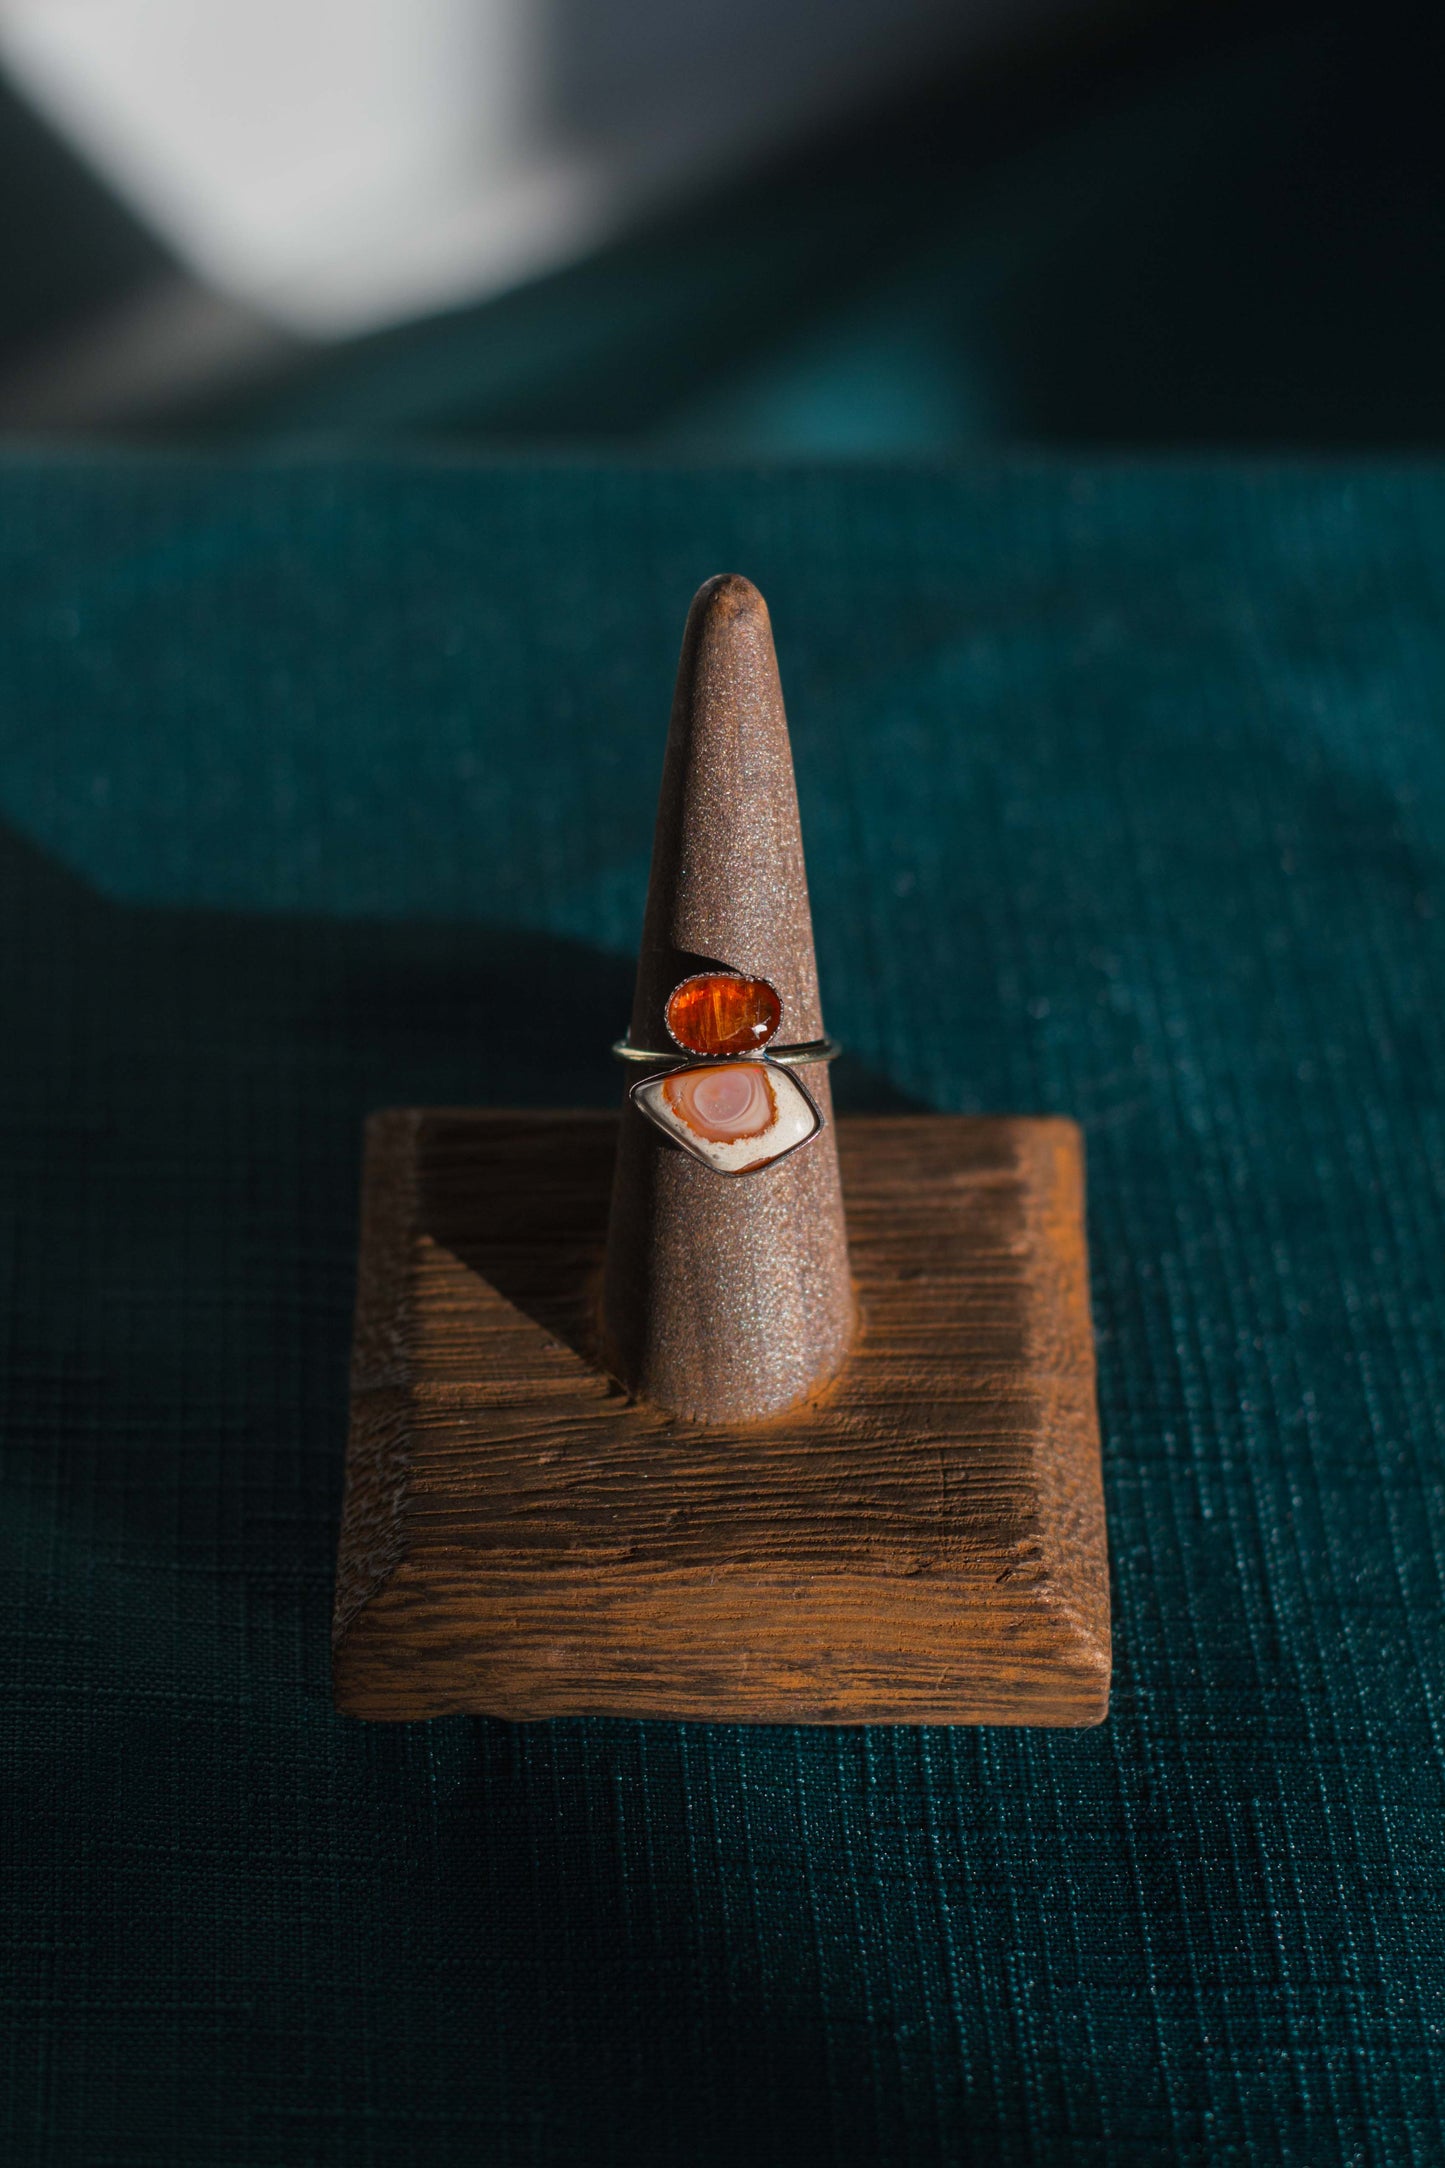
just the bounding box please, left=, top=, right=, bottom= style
left=0, top=0, right=1439, bottom=452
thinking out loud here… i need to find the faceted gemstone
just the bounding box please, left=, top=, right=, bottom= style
left=665, top=972, right=782, bottom=1056
left=631, top=1060, right=820, bottom=1175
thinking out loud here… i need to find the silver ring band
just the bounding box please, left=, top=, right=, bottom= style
left=611, top=1035, right=841, bottom=1068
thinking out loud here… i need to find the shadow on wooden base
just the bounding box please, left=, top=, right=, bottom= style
left=334, top=1111, right=1109, bottom=1725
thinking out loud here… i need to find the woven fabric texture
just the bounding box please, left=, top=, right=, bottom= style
left=1, top=457, right=1443, bottom=2165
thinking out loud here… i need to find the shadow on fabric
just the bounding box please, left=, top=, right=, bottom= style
left=1, top=818, right=956, bottom=2168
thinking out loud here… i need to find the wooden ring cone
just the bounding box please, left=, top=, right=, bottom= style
left=601, top=575, right=856, bottom=1423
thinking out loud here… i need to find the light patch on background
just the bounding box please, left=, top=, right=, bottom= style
left=0, top=0, right=1080, bottom=337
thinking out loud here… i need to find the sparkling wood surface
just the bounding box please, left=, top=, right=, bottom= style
left=334, top=1110, right=1110, bottom=1725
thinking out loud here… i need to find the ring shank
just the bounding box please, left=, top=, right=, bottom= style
left=611, top=1036, right=841, bottom=1068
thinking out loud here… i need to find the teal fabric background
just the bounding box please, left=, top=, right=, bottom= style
left=2, top=456, right=1443, bottom=2164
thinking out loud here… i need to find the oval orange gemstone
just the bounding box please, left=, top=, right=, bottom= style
left=665, top=973, right=782, bottom=1056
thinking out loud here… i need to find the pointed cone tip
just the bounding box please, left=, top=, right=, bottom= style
left=690, top=572, right=769, bottom=628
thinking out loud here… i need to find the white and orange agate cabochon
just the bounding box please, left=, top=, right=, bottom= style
left=631, top=1060, right=820, bottom=1175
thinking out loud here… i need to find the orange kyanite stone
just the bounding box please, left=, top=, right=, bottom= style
left=665, top=972, right=782, bottom=1056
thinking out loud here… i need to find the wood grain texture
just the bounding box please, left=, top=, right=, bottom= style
left=334, top=1111, right=1110, bottom=1726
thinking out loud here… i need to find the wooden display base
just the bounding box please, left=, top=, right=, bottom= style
left=333, top=1111, right=1109, bottom=1726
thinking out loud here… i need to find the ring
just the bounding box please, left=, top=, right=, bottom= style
left=615, top=971, right=836, bottom=1177
left=611, top=1036, right=840, bottom=1067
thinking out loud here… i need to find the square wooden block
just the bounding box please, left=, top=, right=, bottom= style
left=334, top=1111, right=1109, bottom=1725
